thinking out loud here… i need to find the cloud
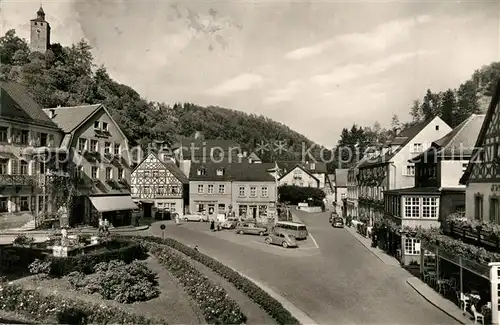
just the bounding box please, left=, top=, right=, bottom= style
left=206, top=73, right=263, bottom=96
left=264, top=80, right=301, bottom=104
left=285, top=14, right=432, bottom=60
left=311, top=51, right=434, bottom=86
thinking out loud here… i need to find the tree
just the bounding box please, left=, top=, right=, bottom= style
left=0, top=29, right=29, bottom=65
left=410, top=99, right=422, bottom=122
left=440, top=89, right=456, bottom=126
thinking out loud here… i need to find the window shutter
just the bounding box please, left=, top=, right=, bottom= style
left=490, top=198, right=495, bottom=223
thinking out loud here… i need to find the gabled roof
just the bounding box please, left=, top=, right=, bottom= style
left=460, top=80, right=500, bottom=185
left=278, top=165, right=320, bottom=184
left=132, top=153, right=188, bottom=184
left=334, top=169, right=349, bottom=187
left=359, top=117, right=441, bottom=168
left=276, top=161, right=327, bottom=174
left=409, top=114, right=485, bottom=163
left=190, top=161, right=275, bottom=182
left=0, top=80, right=59, bottom=129
left=43, top=104, right=101, bottom=133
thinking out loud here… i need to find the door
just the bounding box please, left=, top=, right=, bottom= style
left=250, top=205, right=257, bottom=219
left=143, top=202, right=153, bottom=219
left=208, top=204, right=215, bottom=217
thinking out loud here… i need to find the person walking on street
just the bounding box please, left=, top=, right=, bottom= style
left=210, top=219, right=215, bottom=231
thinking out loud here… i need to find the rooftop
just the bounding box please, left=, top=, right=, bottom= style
left=190, top=161, right=275, bottom=182
left=43, top=104, right=101, bottom=133
left=277, top=161, right=327, bottom=173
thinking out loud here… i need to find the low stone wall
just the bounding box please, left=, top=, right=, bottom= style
left=297, top=206, right=322, bottom=213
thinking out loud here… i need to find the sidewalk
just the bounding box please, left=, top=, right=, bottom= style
left=343, top=225, right=401, bottom=267
left=0, top=224, right=149, bottom=236
left=407, top=277, right=472, bottom=325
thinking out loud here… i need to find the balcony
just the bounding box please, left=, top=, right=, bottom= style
left=0, top=174, right=37, bottom=186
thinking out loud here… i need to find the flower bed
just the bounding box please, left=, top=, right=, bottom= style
left=146, top=242, right=246, bottom=324
left=0, top=282, right=162, bottom=324
left=137, top=236, right=300, bottom=325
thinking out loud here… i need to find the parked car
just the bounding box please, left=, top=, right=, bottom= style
left=235, top=221, right=267, bottom=236
left=221, top=217, right=238, bottom=229
left=265, top=228, right=297, bottom=248
left=329, top=212, right=339, bottom=224
left=273, top=221, right=308, bottom=240
left=331, top=216, right=344, bottom=228
left=182, top=214, right=208, bottom=222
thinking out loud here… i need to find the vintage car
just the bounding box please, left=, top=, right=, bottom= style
left=331, top=216, right=344, bottom=228
left=265, top=228, right=298, bottom=248
left=221, top=217, right=238, bottom=229
left=182, top=214, right=208, bottom=222
left=234, top=221, right=268, bottom=236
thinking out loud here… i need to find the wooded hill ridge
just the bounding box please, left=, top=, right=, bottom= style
left=0, top=30, right=317, bottom=162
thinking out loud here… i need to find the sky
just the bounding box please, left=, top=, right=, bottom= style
left=1, top=0, right=499, bottom=147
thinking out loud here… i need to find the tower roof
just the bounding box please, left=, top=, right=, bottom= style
left=37, top=6, right=45, bottom=16
left=31, top=5, right=46, bottom=22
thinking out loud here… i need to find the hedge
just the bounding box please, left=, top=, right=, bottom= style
left=145, top=241, right=247, bottom=324
left=0, top=282, right=164, bottom=324
left=0, top=245, right=46, bottom=273
left=137, top=236, right=300, bottom=325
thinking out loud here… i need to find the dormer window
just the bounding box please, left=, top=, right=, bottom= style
left=197, top=168, right=206, bottom=176
left=435, top=125, right=439, bottom=130
left=216, top=168, right=224, bottom=176
left=94, top=121, right=100, bottom=129
left=102, top=122, right=108, bottom=131
left=310, top=163, right=315, bottom=170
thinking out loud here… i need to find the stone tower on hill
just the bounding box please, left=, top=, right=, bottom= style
left=30, top=6, right=51, bottom=53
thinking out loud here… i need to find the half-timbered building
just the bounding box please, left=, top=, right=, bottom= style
left=461, top=80, right=500, bottom=223
left=358, top=117, right=452, bottom=227
left=131, top=153, right=189, bottom=216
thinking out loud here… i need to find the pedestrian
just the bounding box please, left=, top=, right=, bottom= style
left=98, top=217, right=104, bottom=234
left=103, top=219, right=110, bottom=235
left=210, top=220, right=215, bottom=231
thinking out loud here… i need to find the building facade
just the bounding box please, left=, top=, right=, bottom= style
left=358, top=117, right=452, bottom=226
left=0, top=81, right=63, bottom=229
left=278, top=165, right=320, bottom=188
left=461, top=81, right=500, bottom=223
left=30, top=6, right=51, bottom=53
left=276, top=161, right=327, bottom=189
left=334, top=169, right=348, bottom=216
left=383, top=114, right=483, bottom=265
left=189, top=162, right=277, bottom=222
left=131, top=153, right=188, bottom=215
left=45, top=104, right=136, bottom=227
left=346, top=167, right=359, bottom=218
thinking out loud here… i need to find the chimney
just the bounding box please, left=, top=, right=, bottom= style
left=393, top=127, right=401, bottom=136
left=49, top=109, right=56, bottom=118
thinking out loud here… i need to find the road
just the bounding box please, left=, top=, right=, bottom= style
left=141, top=211, right=457, bottom=325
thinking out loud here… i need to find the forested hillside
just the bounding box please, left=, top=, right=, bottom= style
left=335, top=62, right=500, bottom=167
left=0, top=30, right=316, bottom=161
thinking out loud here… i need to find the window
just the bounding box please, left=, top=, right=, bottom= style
left=144, top=171, right=150, bottom=178
left=250, top=186, right=256, bottom=197
left=0, top=160, right=7, bottom=174
left=171, top=186, right=179, bottom=194
left=20, top=196, right=29, bottom=211
left=114, top=143, right=121, bottom=155
left=404, top=197, right=420, bottom=218
left=102, top=122, right=108, bottom=131
left=91, top=166, right=99, bottom=179
left=208, top=184, right=214, bottom=194
left=406, top=165, right=415, bottom=176
left=144, top=186, right=150, bottom=194
left=94, top=121, right=100, bottom=129
left=490, top=198, right=500, bottom=224
left=422, top=197, right=438, bottom=218
left=216, top=168, right=224, bottom=176
left=20, top=161, right=28, bottom=175
left=261, top=186, right=268, bottom=197
left=170, top=203, right=176, bottom=212
left=474, top=195, right=483, bottom=220
left=78, top=138, right=87, bottom=152
left=435, top=125, right=439, bottom=130
left=413, top=143, right=422, bottom=153
left=197, top=168, right=206, bottom=176
left=118, top=168, right=124, bottom=180
left=157, top=186, right=164, bottom=194
left=197, top=184, right=204, bottom=194
left=462, top=163, right=468, bottom=172
left=38, top=162, right=45, bottom=175
left=105, top=167, right=113, bottom=180
left=104, top=142, right=111, bottom=154
left=0, top=127, right=7, bottom=143
left=239, top=186, right=245, bottom=197
left=40, top=133, right=48, bottom=146
left=74, top=165, right=83, bottom=179
left=0, top=198, right=7, bottom=212
left=48, top=134, right=54, bottom=146
left=20, top=130, right=29, bottom=145
left=404, top=238, right=421, bottom=255
left=90, top=140, right=98, bottom=152
left=218, top=184, right=225, bottom=194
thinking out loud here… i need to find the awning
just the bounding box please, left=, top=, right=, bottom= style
left=89, top=195, right=138, bottom=212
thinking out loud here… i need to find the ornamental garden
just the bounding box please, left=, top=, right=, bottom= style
left=0, top=230, right=299, bottom=324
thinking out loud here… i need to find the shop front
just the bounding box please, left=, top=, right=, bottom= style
left=88, top=194, right=138, bottom=227
left=236, top=201, right=275, bottom=221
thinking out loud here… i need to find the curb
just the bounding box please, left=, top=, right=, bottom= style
left=0, top=225, right=150, bottom=236
left=196, top=248, right=318, bottom=325
left=406, top=278, right=468, bottom=325
left=344, top=226, right=399, bottom=267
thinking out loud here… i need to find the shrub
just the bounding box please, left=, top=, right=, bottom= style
left=66, top=260, right=160, bottom=303
left=0, top=245, right=45, bottom=273
left=28, top=259, right=52, bottom=275
left=0, top=283, right=164, bottom=324
left=278, top=185, right=326, bottom=206
left=148, top=243, right=246, bottom=324
left=13, top=234, right=35, bottom=246
left=48, top=239, right=146, bottom=277
left=139, top=236, right=299, bottom=325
